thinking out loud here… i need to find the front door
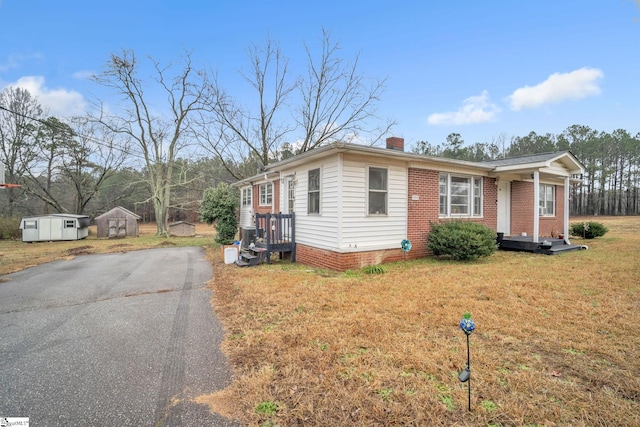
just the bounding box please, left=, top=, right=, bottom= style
left=496, top=180, right=511, bottom=234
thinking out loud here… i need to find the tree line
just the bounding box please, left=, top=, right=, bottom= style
left=1, top=30, right=638, bottom=233
left=1, top=30, right=391, bottom=234
left=412, top=127, right=640, bottom=216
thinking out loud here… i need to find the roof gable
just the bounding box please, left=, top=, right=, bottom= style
left=95, top=206, right=141, bottom=220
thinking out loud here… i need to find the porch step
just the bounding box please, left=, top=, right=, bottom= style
left=498, top=236, right=588, bottom=255
left=538, top=244, right=586, bottom=255
left=235, top=247, right=268, bottom=267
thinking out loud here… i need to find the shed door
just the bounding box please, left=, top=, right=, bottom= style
left=108, top=218, right=127, bottom=238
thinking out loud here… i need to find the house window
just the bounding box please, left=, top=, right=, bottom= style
left=64, top=220, right=75, bottom=228
left=24, top=220, right=37, bottom=229
left=368, top=167, right=387, bottom=215
left=259, top=183, right=272, bottom=206
left=288, top=179, right=296, bottom=213
left=307, top=168, right=320, bottom=214
left=439, top=174, right=483, bottom=217
left=439, top=175, right=448, bottom=216
left=242, top=187, right=252, bottom=206
left=539, top=184, right=555, bottom=216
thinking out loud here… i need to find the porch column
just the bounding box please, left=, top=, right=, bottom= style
left=533, top=171, right=539, bottom=243
left=564, top=176, right=570, bottom=244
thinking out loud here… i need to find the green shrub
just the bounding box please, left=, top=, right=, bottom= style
left=0, top=217, right=21, bottom=240
left=427, top=220, right=498, bottom=261
left=569, top=221, right=608, bottom=239
left=199, top=183, right=238, bottom=245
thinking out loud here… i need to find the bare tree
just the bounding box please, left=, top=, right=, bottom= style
left=200, top=36, right=297, bottom=179
left=91, top=49, right=211, bottom=235
left=0, top=87, right=42, bottom=216
left=298, top=29, right=393, bottom=152
left=61, top=117, right=127, bottom=214
left=199, top=30, right=394, bottom=180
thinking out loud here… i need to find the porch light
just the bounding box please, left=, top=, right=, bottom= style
left=459, top=312, right=475, bottom=411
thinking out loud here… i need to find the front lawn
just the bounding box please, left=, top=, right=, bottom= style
left=198, top=216, right=639, bottom=426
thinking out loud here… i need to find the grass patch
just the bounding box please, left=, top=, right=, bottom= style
left=198, top=216, right=640, bottom=426
left=0, top=222, right=216, bottom=275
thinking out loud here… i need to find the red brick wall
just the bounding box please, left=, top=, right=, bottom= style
left=510, top=181, right=564, bottom=237
left=407, top=169, right=440, bottom=258
left=296, top=243, right=404, bottom=271
left=406, top=169, right=497, bottom=259
left=253, top=180, right=280, bottom=215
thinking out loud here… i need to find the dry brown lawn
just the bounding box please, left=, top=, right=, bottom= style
left=0, top=222, right=216, bottom=276
left=2, top=218, right=638, bottom=426
left=198, top=216, right=640, bottom=426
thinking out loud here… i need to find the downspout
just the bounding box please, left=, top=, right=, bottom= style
left=564, top=176, right=570, bottom=244
left=533, top=170, right=539, bottom=243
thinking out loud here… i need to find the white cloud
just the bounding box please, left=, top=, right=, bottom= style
left=72, top=70, right=95, bottom=80
left=508, top=67, right=603, bottom=111
left=5, top=76, right=86, bottom=117
left=0, top=52, right=44, bottom=72
left=427, top=90, right=499, bottom=126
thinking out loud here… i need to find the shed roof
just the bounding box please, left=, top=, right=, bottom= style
left=95, top=206, right=141, bottom=220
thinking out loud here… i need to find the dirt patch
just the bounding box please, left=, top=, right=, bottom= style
left=66, top=245, right=94, bottom=256
left=157, top=241, right=177, bottom=247
left=108, top=243, right=132, bottom=250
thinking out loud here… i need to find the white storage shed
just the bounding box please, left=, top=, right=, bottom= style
left=20, top=214, right=90, bottom=242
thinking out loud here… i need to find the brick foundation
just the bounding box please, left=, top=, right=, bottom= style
left=296, top=243, right=405, bottom=271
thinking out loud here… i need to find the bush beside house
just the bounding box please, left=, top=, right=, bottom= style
left=427, top=220, right=498, bottom=261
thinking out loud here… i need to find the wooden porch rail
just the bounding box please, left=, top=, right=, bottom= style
left=254, top=212, right=296, bottom=264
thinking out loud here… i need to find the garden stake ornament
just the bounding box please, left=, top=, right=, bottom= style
left=401, top=239, right=412, bottom=261
left=458, top=312, right=475, bottom=411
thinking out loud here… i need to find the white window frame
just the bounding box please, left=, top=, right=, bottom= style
left=439, top=173, right=483, bottom=218
left=367, top=166, right=388, bottom=215
left=259, top=183, right=272, bottom=206
left=307, top=168, right=320, bottom=215
left=539, top=184, right=555, bottom=216
left=242, top=187, right=252, bottom=207
left=24, top=220, right=37, bottom=229
left=287, top=178, right=296, bottom=213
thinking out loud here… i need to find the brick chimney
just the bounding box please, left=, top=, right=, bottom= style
left=386, top=136, right=404, bottom=151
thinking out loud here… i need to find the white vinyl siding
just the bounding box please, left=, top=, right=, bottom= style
left=439, top=173, right=483, bottom=218
left=284, top=160, right=339, bottom=250
left=340, top=157, right=407, bottom=250
left=539, top=184, right=555, bottom=216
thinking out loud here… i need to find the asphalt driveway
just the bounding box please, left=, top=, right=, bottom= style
left=0, top=247, right=239, bottom=426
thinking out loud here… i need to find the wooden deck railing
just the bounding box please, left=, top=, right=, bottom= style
left=254, top=212, right=296, bottom=264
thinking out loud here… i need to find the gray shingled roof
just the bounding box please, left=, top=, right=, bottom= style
left=479, top=151, right=569, bottom=167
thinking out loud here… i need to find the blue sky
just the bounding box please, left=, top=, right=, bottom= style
left=1, top=0, right=639, bottom=151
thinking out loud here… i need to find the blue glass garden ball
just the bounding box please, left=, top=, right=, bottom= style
left=460, top=317, right=475, bottom=335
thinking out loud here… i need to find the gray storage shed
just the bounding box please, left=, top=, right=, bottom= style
left=168, top=221, right=196, bottom=237
left=95, top=206, right=141, bottom=238
left=20, top=214, right=90, bottom=242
